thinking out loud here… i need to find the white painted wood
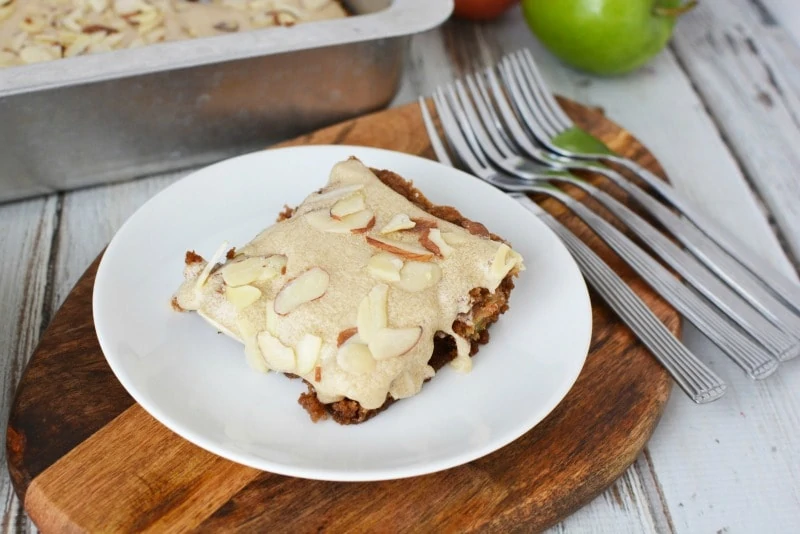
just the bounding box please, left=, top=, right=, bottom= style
left=392, top=28, right=457, bottom=106
left=550, top=467, right=670, bottom=534
left=650, top=323, right=800, bottom=533
left=670, top=1, right=800, bottom=267
left=757, top=0, right=800, bottom=45
left=0, top=195, right=57, bottom=534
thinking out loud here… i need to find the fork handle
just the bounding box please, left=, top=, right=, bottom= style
left=606, top=156, right=800, bottom=313
left=607, top=174, right=800, bottom=337
left=531, top=186, right=779, bottom=380
left=514, top=196, right=727, bottom=403
left=583, top=185, right=800, bottom=361
left=570, top=162, right=800, bottom=338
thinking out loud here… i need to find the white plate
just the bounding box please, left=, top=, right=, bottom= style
left=93, top=145, right=592, bottom=482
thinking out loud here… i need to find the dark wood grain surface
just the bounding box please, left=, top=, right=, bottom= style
left=6, top=99, right=675, bottom=533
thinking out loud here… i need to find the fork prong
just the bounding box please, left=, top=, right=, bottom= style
left=462, top=74, right=517, bottom=157
left=452, top=79, right=515, bottom=161
left=519, top=49, right=574, bottom=130
left=470, top=71, right=517, bottom=150
left=507, top=51, right=565, bottom=136
left=431, top=90, right=492, bottom=179
left=418, top=97, right=453, bottom=167
left=500, top=57, right=562, bottom=142
left=440, top=85, right=493, bottom=168
left=485, top=65, right=553, bottom=161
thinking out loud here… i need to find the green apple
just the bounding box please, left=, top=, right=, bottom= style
left=521, top=0, right=697, bottom=76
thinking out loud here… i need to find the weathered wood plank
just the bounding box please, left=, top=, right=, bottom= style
left=671, top=0, right=800, bottom=269
left=649, top=324, right=800, bottom=533
left=49, top=173, right=186, bottom=312
left=0, top=195, right=58, bottom=534
left=756, top=0, right=800, bottom=45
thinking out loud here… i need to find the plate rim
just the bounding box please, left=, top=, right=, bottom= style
left=92, top=144, right=593, bottom=482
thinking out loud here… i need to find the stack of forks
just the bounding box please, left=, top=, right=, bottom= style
left=418, top=48, right=800, bottom=403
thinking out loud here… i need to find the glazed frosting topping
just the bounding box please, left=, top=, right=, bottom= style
left=175, top=158, right=524, bottom=410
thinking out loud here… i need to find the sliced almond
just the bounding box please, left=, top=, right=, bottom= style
left=305, top=209, right=375, bottom=234
left=295, top=333, right=322, bottom=375
left=221, top=254, right=287, bottom=287
left=0, top=5, right=15, bottom=24
left=356, top=284, right=388, bottom=343
left=396, top=261, right=442, bottom=292
left=337, top=327, right=358, bottom=347
left=19, top=45, right=56, bottom=64
left=89, top=0, right=109, bottom=13
left=257, top=331, right=296, bottom=372
left=368, top=327, right=422, bottom=360
left=379, top=213, right=415, bottom=234
left=368, top=284, right=389, bottom=328
left=337, top=342, right=376, bottom=374
left=65, top=36, right=94, bottom=58
left=427, top=229, right=453, bottom=257
left=274, top=10, right=297, bottom=26
left=365, top=235, right=434, bottom=261
left=225, top=285, right=261, bottom=310
left=20, top=14, right=46, bottom=33
left=237, top=318, right=269, bottom=373
left=273, top=267, right=329, bottom=315
left=194, top=241, right=229, bottom=289
left=265, top=300, right=279, bottom=336
left=366, top=252, right=404, bottom=282
left=490, top=243, right=524, bottom=282
left=419, top=228, right=441, bottom=257
left=410, top=217, right=438, bottom=231
left=309, top=183, right=364, bottom=204
left=330, top=192, right=366, bottom=220
left=302, top=0, right=332, bottom=10
left=441, top=231, right=468, bottom=246
left=0, top=50, right=17, bottom=67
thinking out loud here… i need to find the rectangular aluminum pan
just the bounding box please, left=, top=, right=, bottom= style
left=0, top=0, right=453, bottom=202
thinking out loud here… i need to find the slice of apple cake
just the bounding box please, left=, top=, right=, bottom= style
left=172, top=157, right=524, bottom=424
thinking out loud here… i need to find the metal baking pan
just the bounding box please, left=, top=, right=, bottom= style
left=0, top=0, right=452, bottom=203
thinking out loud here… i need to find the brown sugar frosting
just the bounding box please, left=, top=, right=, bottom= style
left=174, top=158, right=524, bottom=411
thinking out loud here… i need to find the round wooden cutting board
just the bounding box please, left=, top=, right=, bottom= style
left=6, top=99, right=675, bottom=533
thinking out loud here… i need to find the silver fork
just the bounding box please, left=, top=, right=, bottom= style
left=430, top=89, right=778, bottom=380
left=487, top=57, right=800, bottom=340
left=503, top=48, right=800, bottom=317
left=442, top=79, right=800, bottom=362
left=419, top=97, right=726, bottom=403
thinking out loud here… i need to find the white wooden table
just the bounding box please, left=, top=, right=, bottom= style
left=3, top=1, right=800, bottom=531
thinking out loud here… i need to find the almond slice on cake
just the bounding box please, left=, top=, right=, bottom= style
left=305, top=209, right=375, bottom=234
left=274, top=267, right=329, bottom=315
left=365, top=235, right=434, bottom=261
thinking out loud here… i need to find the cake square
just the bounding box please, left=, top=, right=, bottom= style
left=172, top=157, right=524, bottom=424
